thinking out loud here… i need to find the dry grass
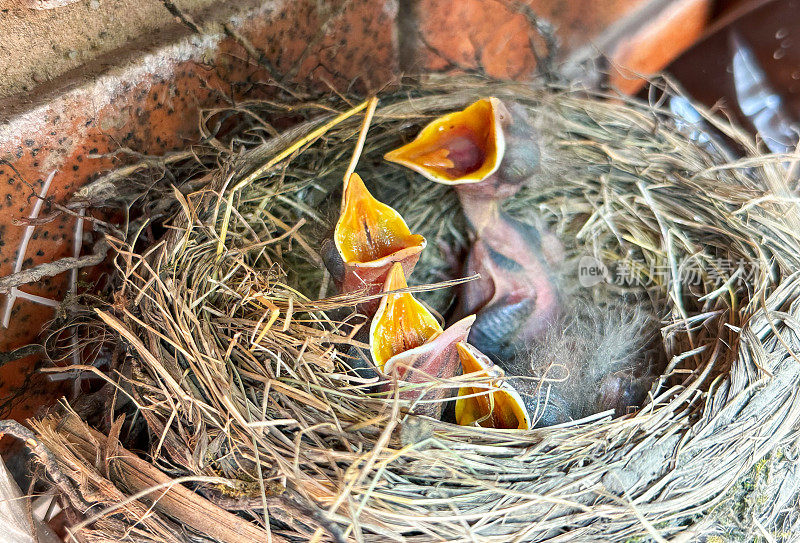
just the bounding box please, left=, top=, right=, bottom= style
left=29, top=75, right=800, bottom=542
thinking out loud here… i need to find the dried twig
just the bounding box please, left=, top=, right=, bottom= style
left=0, top=420, right=90, bottom=511
left=0, top=345, right=43, bottom=366
left=0, top=240, right=109, bottom=295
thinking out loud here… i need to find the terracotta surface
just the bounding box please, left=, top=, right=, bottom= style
left=0, top=0, right=399, bottom=423
left=410, top=0, right=649, bottom=78
left=608, top=0, right=712, bottom=94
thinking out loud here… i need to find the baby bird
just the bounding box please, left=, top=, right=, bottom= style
left=385, top=98, right=562, bottom=363
left=507, top=303, right=657, bottom=427
left=323, top=173, right=426, bottom=315
left=370, top=263, right=475, bottom=419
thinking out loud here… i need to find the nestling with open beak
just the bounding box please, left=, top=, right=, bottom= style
left=370, top=263, right=474, bottom=419
left=385, top=97, right=562, bottom=363
left=386, top=98, right=658, bottom=428
left=322, top=172, right=426, bottom=315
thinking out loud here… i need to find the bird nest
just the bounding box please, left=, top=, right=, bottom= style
left=29, top=76, right=800, bottom=542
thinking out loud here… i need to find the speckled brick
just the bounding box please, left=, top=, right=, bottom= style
left=0, top=0, right=399, bottom=424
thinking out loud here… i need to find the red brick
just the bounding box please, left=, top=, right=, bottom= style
left=412, top=0, right=650, bottom=79
left=0, top=0, right=399, bottom=423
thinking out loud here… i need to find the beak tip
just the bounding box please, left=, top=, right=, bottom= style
left=383, top=148, right=407, bottom=166
left=384, top=262, right=408, bottom=290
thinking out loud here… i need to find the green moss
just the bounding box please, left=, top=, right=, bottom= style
left=700, top=451, right=780, bottom=542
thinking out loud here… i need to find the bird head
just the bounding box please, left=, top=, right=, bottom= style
left=370, top=263, right=475, bottom=419
left=325, top=173, right=426, bottom=311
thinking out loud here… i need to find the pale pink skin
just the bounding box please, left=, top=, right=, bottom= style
left=456, top=186, right=561, bottom=350
left=322, top=240, right=424, bottom=317
left=381, top=315, right=475, bottom=419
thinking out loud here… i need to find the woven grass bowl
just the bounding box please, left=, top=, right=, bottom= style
left=31, top=76, right=800, bottom=542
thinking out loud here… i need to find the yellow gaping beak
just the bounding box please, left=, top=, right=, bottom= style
left=369, top=263, right=476, bottom=419
left=454, top=342, right=531, bottom=430
left=384, top=98, right=509, bottom=185
left=369, top=263, right=441, bottom=371
left=333, top=173, right=426, bottom=302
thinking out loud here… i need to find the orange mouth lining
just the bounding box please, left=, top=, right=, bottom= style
left=370, top=263, right=442, bottom=369
left=384, top=98, right=504, bottom=184
left=455, top=343, right=528, bottom=430
left=335, top=173, right=425, bottom=264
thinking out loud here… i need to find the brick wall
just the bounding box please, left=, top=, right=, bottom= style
left=0, top=0, right=710, bottom=422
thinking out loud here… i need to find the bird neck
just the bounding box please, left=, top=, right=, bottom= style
left=456, top=188, right=503, bottom=232
left=453, top=172, right=525, bottom=231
